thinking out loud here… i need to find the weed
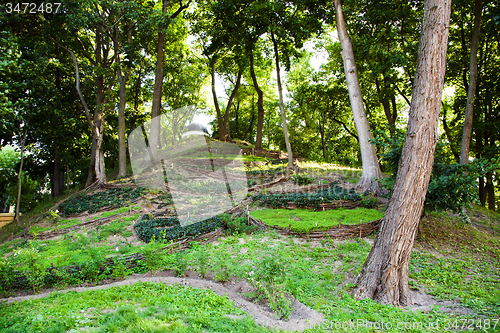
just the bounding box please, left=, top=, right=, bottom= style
left=18, top=246, right=48, bottom=293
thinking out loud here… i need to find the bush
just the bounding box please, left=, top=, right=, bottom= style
left=371, top=131, right=500, bottom=217
left=225, top=216, right=259, bottom=235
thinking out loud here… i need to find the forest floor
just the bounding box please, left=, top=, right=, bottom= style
left=0, top=158, right=499, bottom=332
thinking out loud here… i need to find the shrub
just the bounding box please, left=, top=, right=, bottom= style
left=225, top=216, right=259, bottom=235
left=18, top=246, right=48, bottom=293
left=250, top=252, right=293, bottom=320
left=371, top=131, right=500, bottom=218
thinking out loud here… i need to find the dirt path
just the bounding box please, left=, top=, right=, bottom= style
left=0, top=274, right=325, bottom=332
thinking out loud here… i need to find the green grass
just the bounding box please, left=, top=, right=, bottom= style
left=250, top=208, right=384, bottom=233
left=0, top=282, right=270, bottom=333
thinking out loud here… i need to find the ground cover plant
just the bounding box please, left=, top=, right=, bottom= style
left=2, top=218, right=498, bottom=332
left=252, top=184, right=362, bottom=209
left=0, top=282, right=270, bottom=333
left=250, top=208, right=384, bottom=232
left=58, top=187, right=146, bottom=216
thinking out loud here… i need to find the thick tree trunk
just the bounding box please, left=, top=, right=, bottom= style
left=271, top=32, right=294, bottom=169
left=250, top=52, right=265, bottom=150
left=93, top=25, right=106, bottom=185
left=151, top=0, right=168, bottom=120
left=460, top=0, right=482, bottom=165
left=334, top=0, right=383, bottom=193
left=352, top=0, right=452, bottom=306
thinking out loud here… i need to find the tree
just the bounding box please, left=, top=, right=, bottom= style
left=334, top=0, right=383, bottom=193
left=352, top=0, right=452, bottom=306
left=459, top=0, right=482, bottom=165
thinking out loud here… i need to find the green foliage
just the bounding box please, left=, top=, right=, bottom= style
left=225, top=216, right=260, bottom=235
left=111, top=260, right=131, bottom=280
left=134, top=215, right=224, bottom=243
left=371, top=131, right=500, bottom=215
left=80, top=246, right=106, bottom=284
left=18, top=246, right=48, bottom=293
left=251, top=251, right=293, bottom=320
left=253, top=183, right=361, bottom=209
left=290, top=173, right=315, bottom=186
left=0, top=283, right=260, bottom=333
left=250, top=208, right=383, bottom=232
left=195, top=250, right=209, bottom=278
left=59, top=187, right=145, bottom=216
left=173, top=252, right=187, bottom=277
left=142, top=236, right=164, bottom=275
left=0, top=257, right=15, bottom=294
left=98, top=220, right=129, bottom=240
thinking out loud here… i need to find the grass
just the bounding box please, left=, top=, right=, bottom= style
left=1, top=211, right=499, bottom=332
left=250, top=208, right=384, bottom=233
left=0, top=282, right=269, bottom=333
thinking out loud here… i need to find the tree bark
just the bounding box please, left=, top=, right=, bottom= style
left=352, top=0, right=452, bottom=306
left=16, top=126, right=28, bottom=226
left=486, top=173, right=495, bottom=211
left=271, top=32, right=294, bottom=169
left=210, top=60, right=224, bottom=140
left=113, top=25, right=130, bottom=178
left=334, top=0, right=383, bottom=193
left=221, top=68, right=242, bottom=142
left=52, top=146, right=63, bottom=197
left=459, top=0, right=482, bottom=165
left=250, top=52, right=265, bottom=150
left=151, top=0, right=169, bottom=120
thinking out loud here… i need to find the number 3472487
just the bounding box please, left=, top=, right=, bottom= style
left=5, top=3, right=61, bottom=14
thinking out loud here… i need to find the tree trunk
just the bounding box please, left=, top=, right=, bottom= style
left=16, top=126, right=28, bottom=226
left=459, top=0, right=482, bottom=165
left=151, top=0, right=168, bottom=120
left=114, top=26, right=130, bottom=178
left=210, top=60, right=225, bottom=139
left=250, top=52, right=265, bottom=150
left=94, top=25, right=106, bottom=185
left=271, top=32, right=294, bottom=169
left=334, top=0, right=383, bottom=193
left=352, top=0, right=452, bottom=306
left=486, top=173, right=495, bottom=211
left=221, top=68, right=242, bottom=142
left=52, top=146, right=63, bottom=197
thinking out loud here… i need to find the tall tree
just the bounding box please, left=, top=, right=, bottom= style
left=150, top=0, right=191, bottom=120
left=353, top=0, right=452, bottom=305
left=459, top=0, right=482, bottom=165
left=334, top=0, right=383, bottom=193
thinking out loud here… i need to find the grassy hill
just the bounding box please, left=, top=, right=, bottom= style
left=0, top=160, right=499, bottom=332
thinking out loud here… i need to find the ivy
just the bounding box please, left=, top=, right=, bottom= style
left=59, top=187, right=146, bottom=216
left=134, top=214, right=224, bottom=243
left=253, top=183, right=361, bottom=208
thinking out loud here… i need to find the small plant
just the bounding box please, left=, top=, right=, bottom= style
left=81, top=246, right=106, bottom=284
left=290, top=173, right=314, bottom=186
left=225, top=216, right=259, bottom=235
left=19, top=246, right=48, bottom=293
left=47, top=209, right=59, bottom=223
left=173, top=252, right=187, bottom=277
left=111, top=260, right=130, bottom=280
left=142, top=235, right=164, bottom=275
left=195, top=250, right=209, bottom=278
left=361, top=194, right=378, bottom=208
left=0, top=257, right=15, bottom=294
left=213, top=250, right=231, bottom=282
left=250, top=251, right=294, bottom=320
